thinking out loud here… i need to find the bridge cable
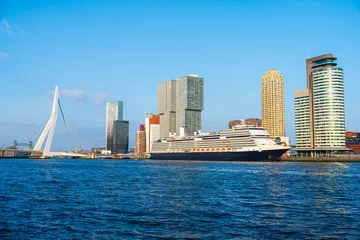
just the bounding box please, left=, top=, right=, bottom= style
left=58, top=100, right=75, bottom=150
left=58, top=99, right=84, bottom=151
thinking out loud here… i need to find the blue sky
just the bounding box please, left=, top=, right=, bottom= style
left=1, top=0, right=359, bottom=150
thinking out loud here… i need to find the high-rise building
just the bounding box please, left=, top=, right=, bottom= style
left=135, top=124, right=146, bottom=155
left=261, top=70, right=285, bottom=137
left=113, top=120, right=129, bottom=153
left=106, top=101, right=123, bottom=151
left=158, top=74, right=204, bottom=138
left=176, top=74, right=204, bottom=136
left=295, top=54, right=345, bottom=156
left=158, top=80, right=177, bottom=138
left=145, top=113, right=160, bottom=152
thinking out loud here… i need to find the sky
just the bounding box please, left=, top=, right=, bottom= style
left=0, top=0, right=360, bottom=150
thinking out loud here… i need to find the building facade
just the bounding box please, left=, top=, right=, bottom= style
left=261, top=70, right=285, bottom=137
left=294, top=89, right=311, bottom=148
left=228, top=118, right=262, bottom=129
left=113, top=120, right=129, bottom=153
left=158, top=74, right=204, bottom=138
left=91, top=147, right=105, bottom=154
left=345, top=131, right=360, bottom=153
left=158, top=80, right=177, bottom=138
left=295, top=54, right=345, bottom=156
left=105, top=101, right=123, bottom=151
left=135, top=128, right=146, bottom=155
left=145, top=113, right=160, bottom=152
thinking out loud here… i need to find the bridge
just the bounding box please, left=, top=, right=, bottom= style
left=0, top=86, right=87, bottom=158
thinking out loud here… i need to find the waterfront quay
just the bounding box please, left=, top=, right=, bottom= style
left=282, top=156, right=360, bottom=162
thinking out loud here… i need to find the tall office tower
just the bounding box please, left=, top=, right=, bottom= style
left=295, top=54, right=345, bottom=156
left=145, top=113, right=160, bottom=152
left=135, top=127, right=146, bottom=155
left=261, top=70, right=285, bottom=137
left=176, top=74, right=204, bottom=136
left=113, top=120, right=129, bottom=153
left=158, top=80, right=177, bottom=138
left=106, top=101, right=123, bottom=151
left=158, top=74, right=204, bottom=138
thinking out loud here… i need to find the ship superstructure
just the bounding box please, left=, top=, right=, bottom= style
left=150, top=124, right=289, bottom=161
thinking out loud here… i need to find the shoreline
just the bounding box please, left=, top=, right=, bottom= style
left=281, top=157, right=360, bottom=162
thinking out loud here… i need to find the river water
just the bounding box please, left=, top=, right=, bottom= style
left=0, top=159, right=359, bottom=239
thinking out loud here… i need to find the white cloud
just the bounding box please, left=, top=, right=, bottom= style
left=89, top=92, right=110, bottom=105
left=0, top=19, right=20, bottom=35
left=0, top=52, right=8, bottom=58
left=60, top=89, right=85, bottom=101
left=0, top=19, right=13, bottom=35
left=60, top=89, right=110, bottom=104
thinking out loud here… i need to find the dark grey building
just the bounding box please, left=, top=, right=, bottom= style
left=113, top=120, right=129, bottom=154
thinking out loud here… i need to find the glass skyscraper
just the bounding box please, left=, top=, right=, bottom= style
left=176, top=74, right=204, bottom=136
left=113, top=120, right=129, bottom=153
left=158, top=74, right=204, bottom=138
left=105, top=101, right=123, bottom=152
left=295, top=54, right=345, bottom=156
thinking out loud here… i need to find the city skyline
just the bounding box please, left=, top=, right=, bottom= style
left=1, top=0, right=359, bottom=149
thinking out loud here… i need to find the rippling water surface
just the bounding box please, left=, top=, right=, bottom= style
left=0, top=159, right=360, bottom=239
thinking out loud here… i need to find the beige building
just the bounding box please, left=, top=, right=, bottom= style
left=261, top=70, right=285, bottom=137
left=135, top=130, right=146, bottom=155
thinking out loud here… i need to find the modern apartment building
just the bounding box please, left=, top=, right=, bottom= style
left=105, top=101, right=123, bottom=151
left=261, top=70, right=285, bottom=137
left=295, top=54, right=345, bottom=156
left=158, top=74, right=204, bottom=138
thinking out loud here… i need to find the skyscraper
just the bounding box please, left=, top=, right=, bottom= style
left=261, top=70, right=285, bottom=137
left=295, top=54, right=345, bottom=156
left=158, top=74, right=204, bottom=138
left=158, top=80, right=177, bottom=138
left=113, top=120, right=129, bottom=153
left=176, top=74, right=204, bottom=136
left=106, top=101, right=123, bottom=151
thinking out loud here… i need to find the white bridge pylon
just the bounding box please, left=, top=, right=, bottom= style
left=33, top=86, right=86, bottom=158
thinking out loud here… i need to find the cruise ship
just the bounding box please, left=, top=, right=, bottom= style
left=150, top=124, right=290, bottom=161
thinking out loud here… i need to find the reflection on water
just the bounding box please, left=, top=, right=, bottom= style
left=0, top=159, right=359, bottom=238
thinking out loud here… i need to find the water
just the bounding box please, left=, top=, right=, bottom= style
left=0, top=159, right=359, bottom=239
